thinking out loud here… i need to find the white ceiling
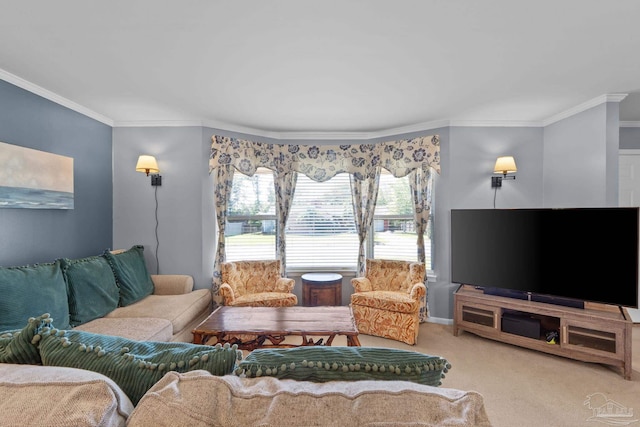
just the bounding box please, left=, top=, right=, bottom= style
left=1, top=1, right=640, bottom=138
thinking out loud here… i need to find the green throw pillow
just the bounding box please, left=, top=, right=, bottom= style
left=103, top=245, right=155, bottom=306
left=0, top=313, right=54, bottom=365
left=236, top=346, right=451, bottom=387
left=0, top=261, right=70, bottom=331
left=60, top=256, right=120, bottom=326
left=37, top=326, right=242, bottom=405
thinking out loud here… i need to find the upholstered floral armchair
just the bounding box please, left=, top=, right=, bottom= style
left=219, top=260, right=298, bottom=307
left=350, top=259, right=426, bottom=345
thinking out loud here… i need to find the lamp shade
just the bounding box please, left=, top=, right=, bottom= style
left=136, top=155, right=159, bottom=175
left=493, top=156, right=517, bottom=174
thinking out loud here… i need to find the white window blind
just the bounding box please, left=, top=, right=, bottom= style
left=285, top=173, right=359, bottom=270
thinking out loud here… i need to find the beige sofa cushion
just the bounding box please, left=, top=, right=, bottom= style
left=128, top=370, right=492, bottom=427
left=106, top=289, right=211, bottom=334
left=0, top=363, right=133, bottom=427
left=73, top=317, right=173, bottom=341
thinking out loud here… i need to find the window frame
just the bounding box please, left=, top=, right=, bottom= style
left=223, top=167, right=434, bottom=275
left=366, top=170, right=434, bottom=272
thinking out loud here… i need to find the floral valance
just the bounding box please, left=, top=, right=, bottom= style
left=209, top=135, right=440, bottom=181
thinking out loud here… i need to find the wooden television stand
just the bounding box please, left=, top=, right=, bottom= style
left=453, top=284, right=632, bottom=380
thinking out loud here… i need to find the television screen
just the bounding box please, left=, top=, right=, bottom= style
left=450, top=207, right=639, bottom=308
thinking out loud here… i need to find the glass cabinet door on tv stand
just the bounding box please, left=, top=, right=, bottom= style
left=453, top=284, right=632, bottom=380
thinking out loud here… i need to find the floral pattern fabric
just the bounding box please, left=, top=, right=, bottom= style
left=274, top=171, right=297, bottom=275
left=350, top=170, right=381, bottom=277
left=410, top=166, right=432, bottom=322
left=360, top=259, right=426, bottom=292
left=351, top=304, right=421, bottom=346
left=209, top=135, right=440, bottom=181
left=212, top=165, right=234, bottom=298
left=219, top=260, right=297, bottom=307
left=350, top=259, right=426, bottom=345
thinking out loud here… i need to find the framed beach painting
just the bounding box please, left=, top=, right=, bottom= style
left=0, top=141, right=74, bottom=209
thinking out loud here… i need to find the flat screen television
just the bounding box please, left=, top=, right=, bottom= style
left=450, top=207, right=639, bottom=308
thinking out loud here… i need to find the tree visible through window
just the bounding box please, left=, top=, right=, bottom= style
left=225, top=168, right=276, bottom=261
left=224, top=167, right=433, bottom=272
left=371, top=169, right=432, bottom=268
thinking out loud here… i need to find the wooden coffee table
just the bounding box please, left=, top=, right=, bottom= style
left=192, top=306, right=361, bottom=350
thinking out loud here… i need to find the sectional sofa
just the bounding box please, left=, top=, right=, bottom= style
left=0, top=245, right=212, bottom=342
left=0, top=323, right=492, bottom=427
left=0, top=246, right=492, bottom=426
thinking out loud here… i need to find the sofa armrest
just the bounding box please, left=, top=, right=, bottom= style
left=409, top=283, right=427, bottom=300
left=151, top=275, right=194, bottom=295
left=351, top=277, right=372, bottom=293
left=219, top=283, right=236, bottom=305
left=275, top=277, right=295, bottom=293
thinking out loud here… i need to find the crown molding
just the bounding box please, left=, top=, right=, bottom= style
left=115, top=120, right=205, bottom=128
left=449, top=120, right=543, bottom=128
left=542, top=93, right=628, bottom=127
left=2, top=69, right=632, bottom=137
left=0, top=69, right=113, bottom=126
left=200, top=118, right=452, bottom=140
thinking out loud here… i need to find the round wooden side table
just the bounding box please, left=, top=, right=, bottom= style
left=301, top=272, right=343, bottom=306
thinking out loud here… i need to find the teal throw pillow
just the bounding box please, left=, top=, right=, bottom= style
left=0, top=313, right=54, bottom=365
left=37, top=326, right=242, bottom=405
left=0, top=260, right=71, bottom=331
left=60, top=256, right=120, bottom=326
left=103, top=245, right=154, bottom=306
left=236, top=346, right=451, bottom=387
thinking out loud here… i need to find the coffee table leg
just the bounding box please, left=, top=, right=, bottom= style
left=347, top=335, right=361, bottom=347
left=192, top=332, right=203, bottom=345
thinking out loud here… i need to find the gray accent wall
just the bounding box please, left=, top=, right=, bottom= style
left=0, top=80, right=112, bottom=266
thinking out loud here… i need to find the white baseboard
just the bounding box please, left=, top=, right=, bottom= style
left=424, top=316, right=453, bottom=326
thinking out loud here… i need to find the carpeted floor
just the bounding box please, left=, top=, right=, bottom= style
left=278, top=321, right=640, bottom=427
left=366, top=322, right=640, bottom=427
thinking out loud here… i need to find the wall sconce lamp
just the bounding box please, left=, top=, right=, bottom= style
left=136, top=155, right=162, bottom=186
left=491, top=156, right=517, bottom=188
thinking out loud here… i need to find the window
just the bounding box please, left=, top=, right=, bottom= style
left=224, top=167, right=433, bottom=272
left=369, top=169, right=433, bottom=270
left=285, top=173, right=359, bottom=271
left=225, top=168, right=276, bottom=261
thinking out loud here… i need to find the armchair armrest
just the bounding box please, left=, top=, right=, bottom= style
left=351, top=277, right=372, bottom=293
left=219, top=283, right=236, bottom=305
left=151, top=275, right=194, bottom=295
left=409, top=283, right=427, bottom=300
left=275, top=277, right=295, bottom=293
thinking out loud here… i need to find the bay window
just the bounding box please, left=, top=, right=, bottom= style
left=225, top=167, right=433, bottom=272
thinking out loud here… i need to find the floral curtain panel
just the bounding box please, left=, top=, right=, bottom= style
left=209, top=135, right=440, bottom=181
left=350, top=170, right=381, bottom=276
left=274, top=170, right=298, bottom=275
left=410, top=165, right=433, bottom=322
left=212, top=165, right=234, bottom=298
